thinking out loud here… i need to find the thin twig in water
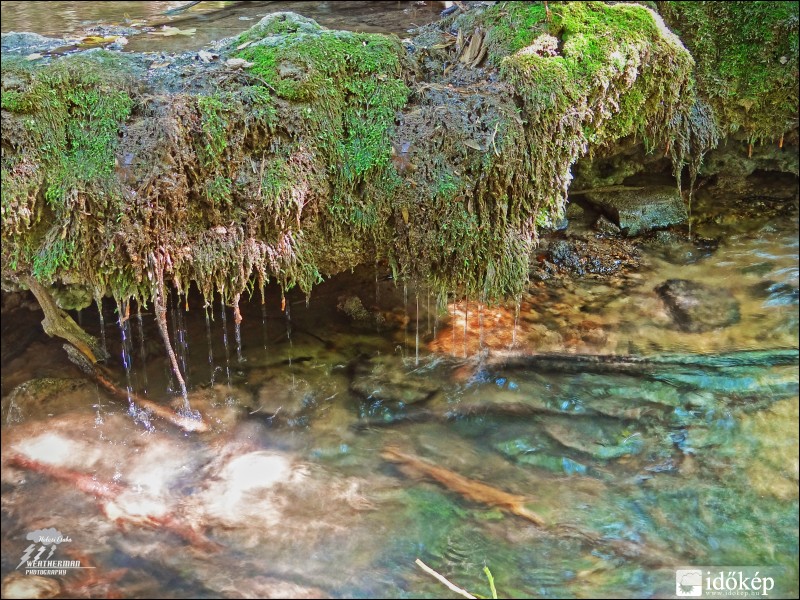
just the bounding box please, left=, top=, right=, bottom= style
left=484, top=566, right=498, bottom=599
left=415, top=559, right=476, bottom=600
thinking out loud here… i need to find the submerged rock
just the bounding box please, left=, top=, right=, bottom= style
left=583, top=186, right=688, bottom=236
left=655, top=279, right=740, bottom=332
left=2, top=377, right=91, bottom=423
left=640, top=229, right=718, bottom=265
left=350, top=355, right=439, bottom=407
left=593, top=214, right=622, bottom=237
left=541, top=236, right=640, bottom=278
left=495, top=438, right=590, bottom=476
left=541, top=416, right=645, bottom=460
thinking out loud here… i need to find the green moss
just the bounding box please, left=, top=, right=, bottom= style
left=0, top=5, right=727, bottom=309
left=236, top=25, right=409, bottom=191
left=235, top=14, right=410, bottom=269
left=31, top=236, right=76, bottom=281
left=205, top=176, right=233, bottom=206
left=1, top=53, right=135, bottom=288
left=197, top=95, right=230, bottom=167
left=457, top=1, right=550, bottom=65
left=658, top=1, right=799, bottom=142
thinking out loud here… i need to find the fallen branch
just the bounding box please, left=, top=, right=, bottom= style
left=24, top=275, right=108, bottom=363
left=382, top=446, right=678, bottom=568
left=63, top=344, right=208, bottom=433
left=150, top=253, right=191, bottom=413
left=415, top=559, right=476, bottom=600
left=382, top=446, right=545, bottom=526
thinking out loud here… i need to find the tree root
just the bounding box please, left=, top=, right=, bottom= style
left=24, top=275, right=109, bottom=364
left=64, top=344, right=208, bottom=433
left=150, top=253, right=192, bottom=414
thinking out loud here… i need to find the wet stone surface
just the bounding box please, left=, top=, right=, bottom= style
left=350, top=354, right=440, bottom=408
left=583, top=186, right=688, bottom=236
left=655, top=278, right=741, bottom=333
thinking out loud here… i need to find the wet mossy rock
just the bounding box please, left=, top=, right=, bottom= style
left=1, top=4, right=797, bottom=315
left=657, top=1, right=799, bottom=145
left=583, top=186, right=688, bottom=236
left=655, top=278, right=741, bottom=333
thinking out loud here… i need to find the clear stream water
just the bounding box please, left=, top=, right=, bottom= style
left=1, top=3, right=799, bottom=599
left=0, top=1, right=448, bottom=50
left=1, top=188, right=797, bottom=599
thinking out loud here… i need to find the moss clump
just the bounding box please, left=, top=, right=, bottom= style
left=0, top=5, right=724, bottom=312
left=1, top=52, right=135, bottom=287
left=455, top=1, right=551, bottom=66
left=493, top=1, right=693, bottom=255
left=235, top=13, right=409, bottom=234
left=658, top=1, right=799, bottom=143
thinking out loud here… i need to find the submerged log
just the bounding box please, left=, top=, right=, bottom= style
left=381, top=446, right=546, bottom=526
left=484, top=348, right=800, bottom=375
left=381, top=446, right=678, bottom=568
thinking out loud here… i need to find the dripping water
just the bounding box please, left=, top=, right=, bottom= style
left=95, top=292, right=108, bottom=358
left=162, top=290, right=181, bottom=392
left=220, top=300, right=233, bottom=388
left=117, top=299, right=135, bottom=414
left=261, top=283, right=269, bottom=351
left=261, top=304, right=269, bottom=351
left=174, top=294, right=190, bottom=389
left=233, top=294, right=245, bottom=364
left=205, top=304, right=216, bottom=385
left=283, top=294, right=296, bottom=390
left=234, top=319, right=244, bottom=363
left=136, top=304, right=149, bottom=394
left=403, top=283, right=408, bottom=356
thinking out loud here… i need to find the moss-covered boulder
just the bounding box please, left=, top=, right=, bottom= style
left=583, top=186, right=688, bottom=236
left=2, top=2, right=790, bottom=320
left=658, top=1, right=799, bottom=145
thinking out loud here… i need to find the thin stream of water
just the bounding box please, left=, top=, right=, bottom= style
left=220, top=299, right=232, bottom=388
left=136, top=306, right=149, bottom=394
left=117, top=299, right=135, bottom=412
left=204, top=305, right=216, bottom=385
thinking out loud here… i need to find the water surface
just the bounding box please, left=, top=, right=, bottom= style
left=1, top=189, right=797, bottom=598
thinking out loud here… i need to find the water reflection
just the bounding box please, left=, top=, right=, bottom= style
left=1, top=190, right=797, bottom=599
